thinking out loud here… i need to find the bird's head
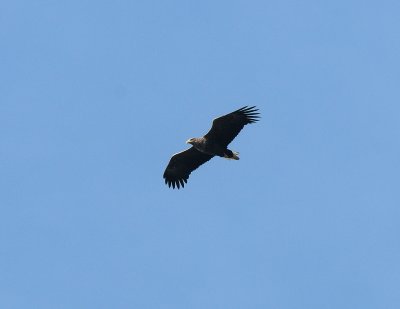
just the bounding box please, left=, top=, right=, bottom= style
left=186, top=137, right=196, bottom=145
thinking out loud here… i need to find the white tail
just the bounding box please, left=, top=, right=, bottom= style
left=224, top=151, right=240, bottom=160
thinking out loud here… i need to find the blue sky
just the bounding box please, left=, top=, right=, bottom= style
left=1, top=0, right=400, bottom=308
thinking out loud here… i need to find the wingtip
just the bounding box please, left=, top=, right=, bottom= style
left=237, top=106, right=260, bottom=124
left=164, top=177, right=187, bottom=189
left=237, top=105, right=259, bottom=113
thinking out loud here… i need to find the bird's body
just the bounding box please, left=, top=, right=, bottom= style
left=186, top=137, right=238, bottom=159
left=163, top=106, right=260, bottom=189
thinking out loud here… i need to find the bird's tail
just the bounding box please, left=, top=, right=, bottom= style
left=223, top=150, right=240, bottom=160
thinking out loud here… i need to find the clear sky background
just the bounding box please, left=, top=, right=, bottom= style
left=1, top=0, right=399, bottom=308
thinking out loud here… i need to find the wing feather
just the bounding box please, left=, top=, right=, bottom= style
left=204, top=106, right=260, bottom=147
left=163, top=147, right=214, bottom=189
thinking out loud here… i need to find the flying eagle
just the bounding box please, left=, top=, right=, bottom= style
left=163, top=106, right=260, bottom=189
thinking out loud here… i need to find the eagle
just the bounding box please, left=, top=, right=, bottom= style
left=163, top=106, right=260, bottom=189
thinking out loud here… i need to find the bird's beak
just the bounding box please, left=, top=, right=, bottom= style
left=186, top=139, right=192, bottom=144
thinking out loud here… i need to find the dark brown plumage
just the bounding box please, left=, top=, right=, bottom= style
left=163, top=106, right=260, bottom=189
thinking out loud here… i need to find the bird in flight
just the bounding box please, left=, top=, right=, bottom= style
left=163, top=106, right=260, bottom=189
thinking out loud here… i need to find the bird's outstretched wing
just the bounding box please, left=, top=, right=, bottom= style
left=163, top=147, right=214, bottom=189
left=204, top=106, right=260, bottom=147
